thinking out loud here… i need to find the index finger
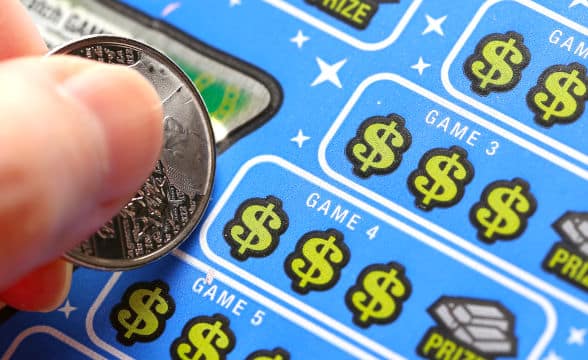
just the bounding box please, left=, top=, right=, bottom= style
left=0, top=0, right=47, bottom=60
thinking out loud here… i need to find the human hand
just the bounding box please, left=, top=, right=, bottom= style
left=0, top=1, right=163, bottom=311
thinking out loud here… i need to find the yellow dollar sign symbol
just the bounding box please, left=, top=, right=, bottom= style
left=111, top=280, right=175, bottom=345
left=252, top=356, right=284, bottom=360
left=224, top=196, right=289, bottom=261
left=408, top=146, right=474, bottom=211
left=285, top=229, right=350, bottom=294
left=171, top=314, right=235, bottom=360
left=471, top=178, right=537, bottom=243
left=464, top=31, right=530, bottom=96
left=346, top=262, right=411, bottom=328
left=527, top=63, right=588, bottom=127
left=346, top=114, right=412, bottom=178
left=246, top=347, right=290, bottom=360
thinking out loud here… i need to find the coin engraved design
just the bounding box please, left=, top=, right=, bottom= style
left=50, top=36, right=215, bottom=270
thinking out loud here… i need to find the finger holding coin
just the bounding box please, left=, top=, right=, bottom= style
left=50, top=35, right=216, bottom=271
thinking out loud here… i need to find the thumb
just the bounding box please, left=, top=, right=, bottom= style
left=0, top=56, right=163, bottom=309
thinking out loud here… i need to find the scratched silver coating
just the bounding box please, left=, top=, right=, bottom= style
left=50, top=35, right=215, bottom=270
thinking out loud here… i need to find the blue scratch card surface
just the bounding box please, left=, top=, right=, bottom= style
left=1, top=0, right=587, bottom=359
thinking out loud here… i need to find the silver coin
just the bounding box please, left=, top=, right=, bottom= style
left=50, top=35, right=215, bottom=270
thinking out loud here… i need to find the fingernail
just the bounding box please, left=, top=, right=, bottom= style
left=61, top=64, right=163, bottom=201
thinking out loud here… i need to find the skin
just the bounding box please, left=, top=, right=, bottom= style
left=0, top=0, right=163, bottom=311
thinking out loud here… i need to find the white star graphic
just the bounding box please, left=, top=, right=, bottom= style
left=422, top=15, right=447, bottom=36
left=311, top=57, right=347, bottom=88
left=568, top=327, right=587, bottom=346
left=291, top=130, right=311, bottom=148
left=161, top=2, right=181, bottom=17
left=229, top=0, right=241, bottom=7
left=290, top=30, right=310, bottom=49
left=411, top=57, right=431, bottom=75
left=57, top=300, right=77, bottom=319
left=205, top=269, right=216, bottom=285
left=570, top=0, right=588, bottom=8
left=543, top=350, right=563, bottom=360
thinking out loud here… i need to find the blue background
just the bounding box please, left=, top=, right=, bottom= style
left=1, top=0, right=587, bottom=359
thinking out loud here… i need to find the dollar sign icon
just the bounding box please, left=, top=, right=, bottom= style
left=110, top=280, right=175, bottom=346
left=246, top=347, right=290, bottom=360
left=464, top=31, right=531, bottom=96
left=470, top=178, right=537, bottom=243
left=171, top=314, right=236, bottom=360
left=527, top=63, right=588, bottom=127
left=224, top=196, right=289, bottom=261
left=284, top=229, right=350, bottom=294
left=346, top=262, right=411, bottom=328
left=408, top=146, right=474, bottom=211
left=346, top=114, right=412, bottom=178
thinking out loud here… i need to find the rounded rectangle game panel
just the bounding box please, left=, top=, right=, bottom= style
left=191, top=155, right=555, bottom=359
left=442, top=0, right=588, bottom=169
left=3, top=326, right=107, bottom=360
left=263, top=0, right=422, bottom=51
left=87, top=253, right=371, bottom=359
left=25, top=0, right=283, bottom=153
left=319, top=73, right=588, bottom=311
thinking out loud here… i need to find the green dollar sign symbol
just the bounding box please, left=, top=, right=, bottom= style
left=111, top=281, right=175, bottom=346
left=346, top=114, right=412, bottom=178
left=284, top=229, right=350, bottom=294
left=408, top=146, right=474, bottom=211
left=171, top=314, right=236, bottom=360
left=224, top=196, right=289, bottom=261
left=471, top=178, right=537, bottom=243
left=345, top=262, right=411, bottom=328
left=464, top=32, right=530, bottom=96
left=527, top=63, right=588, bottom=127
left=246, top=348, right=290, bottom=360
